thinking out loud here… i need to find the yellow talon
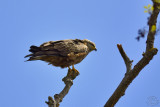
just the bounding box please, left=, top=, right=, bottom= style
left=72, top=65, right=80, bottom=75
left=67, top=66, right=79, bottom=79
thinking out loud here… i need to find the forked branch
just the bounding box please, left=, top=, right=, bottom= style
left=104, top=1, right=159, bottom=107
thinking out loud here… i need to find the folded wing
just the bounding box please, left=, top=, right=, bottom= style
left=25, top=39, right=88, bottom=61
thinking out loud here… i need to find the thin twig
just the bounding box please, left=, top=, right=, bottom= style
left=104, top=1, right=159, bottom=107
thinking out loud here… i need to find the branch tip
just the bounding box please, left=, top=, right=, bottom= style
left=117, top=44, right=122, bottom=50
left=117, top=44, right=132, bottom=73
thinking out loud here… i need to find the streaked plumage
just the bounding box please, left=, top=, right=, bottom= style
left=25, top=39, right=96, bottom=68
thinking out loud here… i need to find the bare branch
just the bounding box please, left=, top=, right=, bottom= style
left=46, top=68, right=79, bottom=107
left=146, top=1, right=160, bottom=51
left=104, top=1, right=159, bottom=107
left=117, top=44, right=133, bottom=73
left=104, top=48, right=157, bottom=107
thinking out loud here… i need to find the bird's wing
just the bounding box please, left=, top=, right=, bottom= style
left=39, top=39, right=88, bottom=57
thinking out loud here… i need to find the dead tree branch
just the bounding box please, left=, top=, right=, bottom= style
left=117, top=44, right=133, bottom=73
left=104, top=1, right=159, bottom=107
left=46, top=68, right=79, bottom=107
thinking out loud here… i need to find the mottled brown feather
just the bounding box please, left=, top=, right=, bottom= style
left=25, top=39, right=96, bottom=68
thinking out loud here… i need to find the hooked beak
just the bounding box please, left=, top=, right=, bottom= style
left=94, top=48, right=97, bottom=51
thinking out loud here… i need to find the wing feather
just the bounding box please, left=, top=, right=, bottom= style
left=40, top=39, right=88, bottom=57
left=25, top=39, right=88, bottom=62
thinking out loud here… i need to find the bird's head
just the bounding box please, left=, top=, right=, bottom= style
left=83, top=39, right=97, bottom=52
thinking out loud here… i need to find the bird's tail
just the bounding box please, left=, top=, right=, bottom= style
left=24, top=45, right=42, bottom=61
left=29, top=45, right=41, bottom=53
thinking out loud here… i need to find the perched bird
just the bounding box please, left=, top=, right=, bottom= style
left=25, top=39, right=96, bottom=74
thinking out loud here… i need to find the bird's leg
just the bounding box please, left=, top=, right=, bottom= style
left=72, top=65, right=80, bottom=76
left=67, top=67, right=73, bottom=77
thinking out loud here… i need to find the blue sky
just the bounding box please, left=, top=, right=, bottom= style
left=1, top=0, right=160, bottom=107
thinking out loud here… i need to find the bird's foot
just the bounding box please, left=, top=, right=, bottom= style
left=67, top=66, right=79, bottom=80
left=72, top=65, right=80, bottom=76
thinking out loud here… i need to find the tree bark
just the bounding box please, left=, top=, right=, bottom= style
left=46, top=68, right=79, bottom=107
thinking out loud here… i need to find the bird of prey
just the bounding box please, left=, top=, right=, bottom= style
left=25, top=39, right=96, bottom=74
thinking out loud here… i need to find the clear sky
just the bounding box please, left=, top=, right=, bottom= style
left=1, top=0, right=160, bottom=107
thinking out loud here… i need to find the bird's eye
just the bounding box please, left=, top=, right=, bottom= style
left=90, top=43, right=95, bottom=47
